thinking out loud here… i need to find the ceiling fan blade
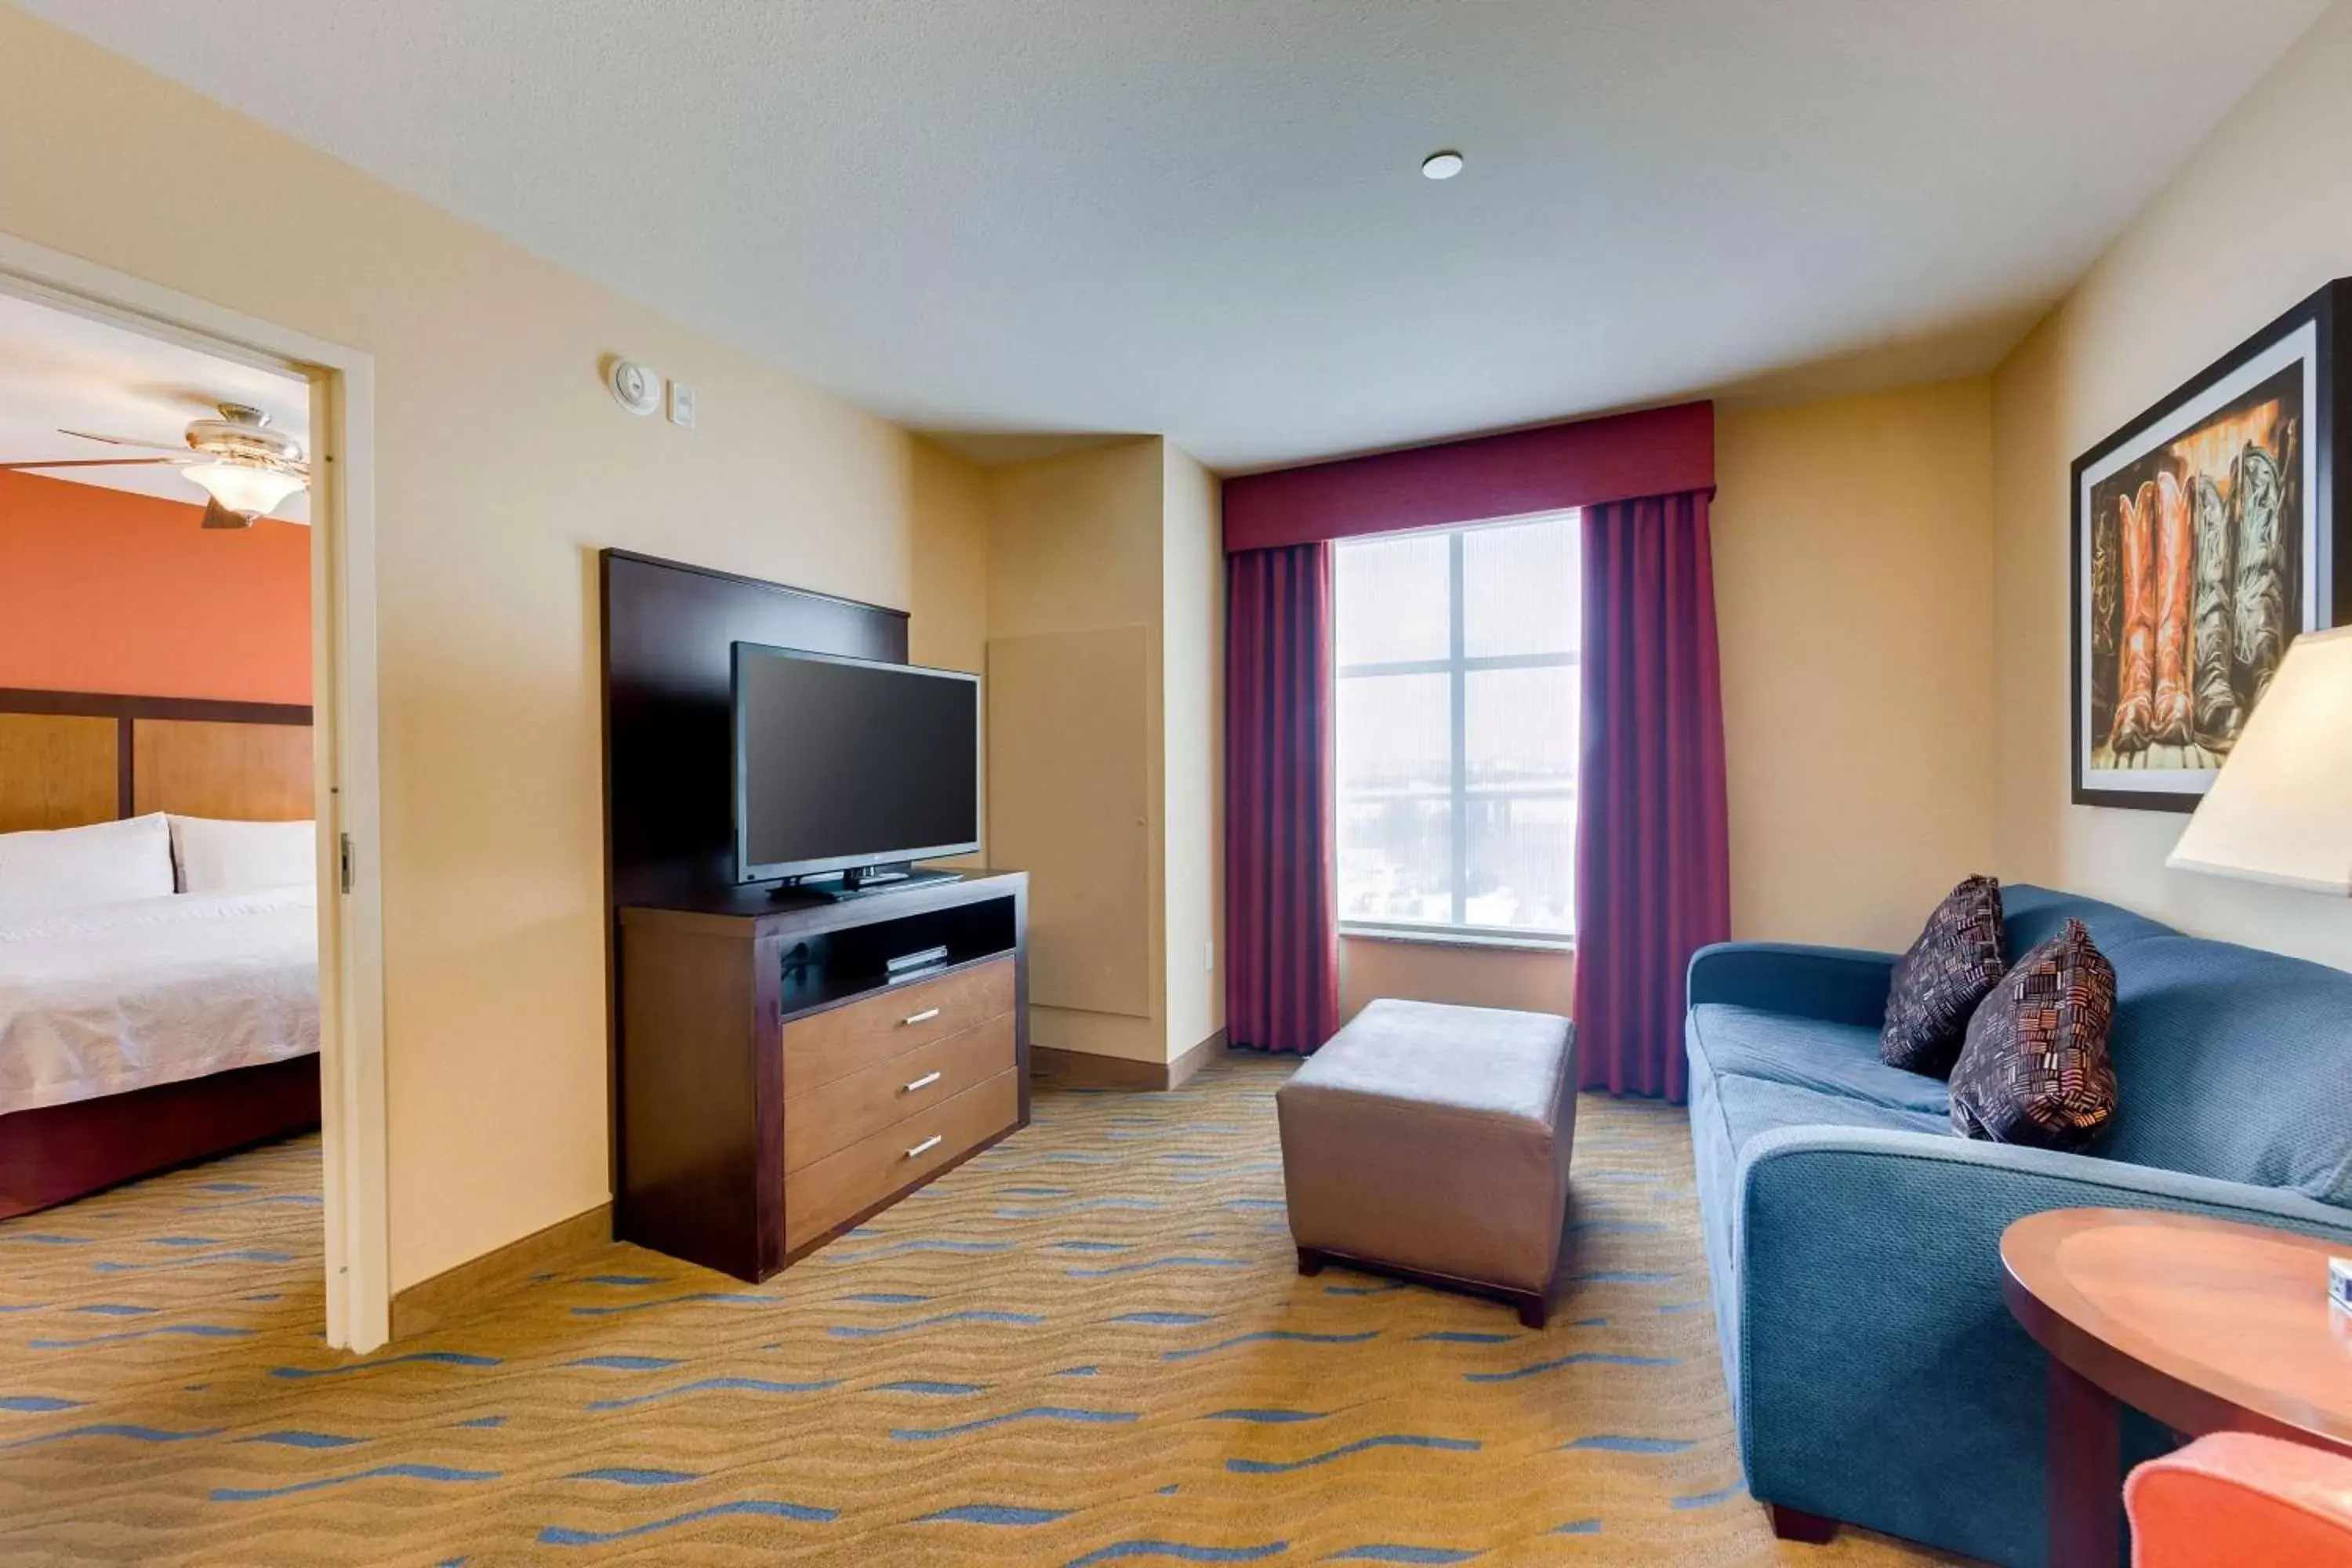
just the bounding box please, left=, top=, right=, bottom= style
left=57, top=428, right=188, bottom=452
left=0, top=456, right=193, bottom=470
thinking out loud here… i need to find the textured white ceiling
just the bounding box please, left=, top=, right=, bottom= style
left=0, top=289, right=310, bottom=521
left=20, top=0, right=2328, bottom=470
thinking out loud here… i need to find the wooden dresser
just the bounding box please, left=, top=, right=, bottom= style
left=615, top=870, right=1027, bottom=1280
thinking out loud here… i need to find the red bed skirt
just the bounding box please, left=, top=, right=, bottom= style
left=0, top=1054, right=321, bottom=1221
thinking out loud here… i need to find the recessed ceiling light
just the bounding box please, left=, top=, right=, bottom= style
left=1421, top=150, right=1465, bottom=180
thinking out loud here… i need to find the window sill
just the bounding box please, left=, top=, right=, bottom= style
left=1340, top=925, right=1574, bottom=955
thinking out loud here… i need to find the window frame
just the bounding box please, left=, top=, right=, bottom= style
left=1334, top=511, right=1579, bottom=947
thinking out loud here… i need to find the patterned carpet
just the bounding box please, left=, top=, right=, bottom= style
left=0, top=1054, right=1960, bottom=1566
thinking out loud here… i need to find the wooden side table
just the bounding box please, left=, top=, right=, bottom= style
left=2000, top=1207, right=2352, bottom=1567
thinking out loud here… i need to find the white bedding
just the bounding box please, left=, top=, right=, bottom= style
left=0, top=887, right=318, bottom=1118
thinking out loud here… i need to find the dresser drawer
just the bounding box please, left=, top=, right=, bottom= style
left=782, top=957, right=1014, bottom=1094
left=784, top=1012, right=1014, bottom=1174
left=786, top=1067, right=1019, bottom=1252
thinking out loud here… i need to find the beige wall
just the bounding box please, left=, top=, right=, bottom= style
left=1713, top=379, right=1999, bottom=950
left=1160, top=445, right=1226, bottom=1055
left=985, top=441, right=1167, bottom=641
left=1991, top=0, right=2352, bottom=970
left=985, top=439, right=1171, bottom=1062
left=1332, top=379, right=1998, bottom=1018
left=907, top=437, right=993, bottom=684
left=981, top=437, right=1226, bottom=1065
left=1339, top=937, right=1573, bottom=1023
left=907, top=436, right=993, bottom=865
left=0, top=11, right=994, bottom=1291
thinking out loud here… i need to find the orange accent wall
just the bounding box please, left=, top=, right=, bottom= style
left=0, top=468, right=310, bottom=704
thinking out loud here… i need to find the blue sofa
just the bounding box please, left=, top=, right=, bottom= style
left=1687, top=884, right=2352, bottom=1568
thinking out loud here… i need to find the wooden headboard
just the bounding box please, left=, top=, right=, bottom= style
left=0, top=688, right=313, bottom=835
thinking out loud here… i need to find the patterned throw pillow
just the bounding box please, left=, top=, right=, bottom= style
left=1947, top=919, right=2118, bottom=1151
left=1881, top=875, right=2007, bottom=1076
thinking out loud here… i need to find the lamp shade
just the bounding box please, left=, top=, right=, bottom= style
left=2167, top=625, right=2352, bottom=895
left=184, top=460, right=305, bottom=519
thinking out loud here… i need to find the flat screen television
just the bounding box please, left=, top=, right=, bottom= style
left=731, top=641, right=980, bottom=887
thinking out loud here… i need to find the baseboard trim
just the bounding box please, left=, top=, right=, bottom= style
left=1167, top=1027, right=1228, bottom=1089
left=1033, top=1029, right=1229, bottom=1092
left=390, top=1201, right=613, bottom=1340
left=1030, top=1046, right=1166, bottom=1089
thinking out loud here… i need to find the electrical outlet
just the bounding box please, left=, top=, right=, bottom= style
left=1205, top=938, right=1215, bottom=973
left=666, top=379, right=697, bottom=429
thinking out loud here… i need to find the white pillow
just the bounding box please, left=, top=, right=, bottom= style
left=0, top=813, right=176, bottom=916
left=169, top=816, right=317, bottom=895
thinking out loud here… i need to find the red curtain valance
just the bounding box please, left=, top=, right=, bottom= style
left=1222, top=400, right=1714, bottom=554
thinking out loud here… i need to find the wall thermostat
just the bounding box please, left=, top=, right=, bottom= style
left=606, top=357, right=661, bottom=416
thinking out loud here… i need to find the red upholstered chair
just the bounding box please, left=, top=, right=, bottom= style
left=2125, top=1432, right=2352, bottom=1567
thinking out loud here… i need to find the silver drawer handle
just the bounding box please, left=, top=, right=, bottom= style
left=902, top=1007, right=942, bottom=1027
left=906, top=1134, right=943, bottom=1159
left=902, top=1071, right=943, bottom=1093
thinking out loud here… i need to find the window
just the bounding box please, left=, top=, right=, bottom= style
left=1334, top=511, right=1578, bottom=941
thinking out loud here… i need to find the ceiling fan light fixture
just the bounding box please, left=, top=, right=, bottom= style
left=198, top=495, right=256, bottom=531
left=183, top=458, right=304, bottom=520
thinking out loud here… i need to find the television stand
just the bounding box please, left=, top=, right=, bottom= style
left=775, top=866, right=965, bottom=902
left=617, top=869, right=1029, bottom=1281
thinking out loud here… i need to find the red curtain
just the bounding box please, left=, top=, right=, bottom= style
left=1225, top=542, right=1339, bottom=1054
left=1574, top=491, right=1731, bottom=1102
left=1223, top=401, right=1714, bottom=553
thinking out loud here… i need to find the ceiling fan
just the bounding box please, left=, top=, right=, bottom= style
left=1, top=402, right=309, bottom=528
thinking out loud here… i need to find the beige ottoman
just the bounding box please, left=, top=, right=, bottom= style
left=1276, top=998, right=1577, bottom=1327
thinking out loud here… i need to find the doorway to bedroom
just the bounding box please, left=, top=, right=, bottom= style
left=0, top=261, right=382, bottom=1349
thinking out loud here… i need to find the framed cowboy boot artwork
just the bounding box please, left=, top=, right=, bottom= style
left=2072, top=278, right=2350, bottom=811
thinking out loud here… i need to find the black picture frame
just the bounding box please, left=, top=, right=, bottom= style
left=2071, top=278, right=2350, bottom=811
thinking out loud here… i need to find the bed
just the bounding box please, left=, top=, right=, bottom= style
left=0, top=688, right=320, bottom=1219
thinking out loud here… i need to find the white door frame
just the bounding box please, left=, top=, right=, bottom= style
left=0, top=233, right=390, bottom=1352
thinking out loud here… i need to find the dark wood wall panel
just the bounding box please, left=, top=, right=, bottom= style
left=0, top=713, right=118, bottom=833
left=600, top=550, right=908, bottom=907
left=132, top=718, right=314, bottom=821
left=0, top=691, right=312, bottom=836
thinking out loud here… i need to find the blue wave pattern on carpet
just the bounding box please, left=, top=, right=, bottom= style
left=0, top=1056, right=1955, bottom=1564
